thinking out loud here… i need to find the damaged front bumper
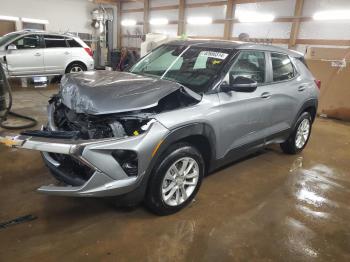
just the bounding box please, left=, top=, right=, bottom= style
left=0, top=121, right=169, bottom=197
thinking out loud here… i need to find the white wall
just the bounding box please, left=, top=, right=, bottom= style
left=0, top=0, right=96, bottom=34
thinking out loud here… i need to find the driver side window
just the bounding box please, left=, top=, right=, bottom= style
left=10, top=34, right=41, bottom=50
left=224, top=51, right=266, bottom=84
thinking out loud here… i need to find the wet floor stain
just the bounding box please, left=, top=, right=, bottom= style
left=0, top=89, right=350, bottom=261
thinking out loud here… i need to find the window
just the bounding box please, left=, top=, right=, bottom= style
left=44, top=35, right=67, bottom=48
left=10, top=34, right=41, bottom=49
left=130, top=45, right=230, bottom=93
left=225, top=51, right=266, bottom=84
left=66, top=38, right=82, bottom=48
left=271, top=53, right=295, bottom=82
left=0, top=32, right=21, bottom=47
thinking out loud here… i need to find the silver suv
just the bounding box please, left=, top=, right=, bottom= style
left=0, top=30, right=94, bottom=77
left=1, top=40, right=319, bottom=215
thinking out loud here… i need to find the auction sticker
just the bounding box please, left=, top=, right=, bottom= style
left=199, top=51, right=228, bottom=60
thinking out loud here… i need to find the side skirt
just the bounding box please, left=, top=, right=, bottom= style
left=209, top=128, right=291, bottom=172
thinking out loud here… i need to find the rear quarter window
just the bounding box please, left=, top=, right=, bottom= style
left=66, top=38, right=82, bottom=48
left=271, top=53, right=295, bottom=82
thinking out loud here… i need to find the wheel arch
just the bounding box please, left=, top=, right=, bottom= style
left=121, top=123, right=217, bottom=205
left=147, top=122, right=216, bottom=178
left=65, top=60, right=87, bottom=73
left=294, top=98, right=318, bottom=127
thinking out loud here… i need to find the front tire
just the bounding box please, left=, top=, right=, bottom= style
left=280, top=112, right=312, bottom=154
left=145, top=143, right=205, bottom=215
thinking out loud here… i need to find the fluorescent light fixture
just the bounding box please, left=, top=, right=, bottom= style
left=121, top=19, right=137, bottom=26
left=0, top=15, right=19, bottom=21
left=237, top=11, right=274, bottom=23
left=22, top=18, right=49, bottom=24
left=150, top=18, right=169, bottom=25
left=187, top=16, right=213, bottom=25
left=313, top=10, right=350, bottom=20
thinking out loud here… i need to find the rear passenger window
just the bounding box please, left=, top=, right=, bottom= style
left=271, top=53, right=295, bottom=81
left=66, top=38, right=82, bottom=48
left=44, top=35, right=67, bottom=48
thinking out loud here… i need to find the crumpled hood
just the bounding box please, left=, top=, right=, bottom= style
left=59, top=70, right=189, bottom=115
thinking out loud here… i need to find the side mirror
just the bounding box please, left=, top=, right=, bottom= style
left=7, top=44, right=17, bottom=51
left=222, top=74, right=258, bottom=93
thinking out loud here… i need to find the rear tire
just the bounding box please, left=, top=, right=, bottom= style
left=145, top=143, right=205, bottom=216
left=65, top=62, right=87, bottom=74
left=280, top=112, right=312, bottom=154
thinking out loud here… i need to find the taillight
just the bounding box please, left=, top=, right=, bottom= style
left=84, top=47, right=93, bottom=57
left=314, top=80, right=321, bottom=90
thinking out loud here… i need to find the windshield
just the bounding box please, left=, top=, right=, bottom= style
left=129, top=44, right=231, bottom=93
left=0, top=32, right=22, bottom=47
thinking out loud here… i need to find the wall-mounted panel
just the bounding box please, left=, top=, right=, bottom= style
left=233, top=22, right=292, bottom=39
left=150, top=10, right=178, bottom=21
left=121, top=25, right=144, bottom=35
left=303, top=0, right=350, bottom=16
left=151, top=0, right=179, bottom=7
left=122, top=2, right=144, bottom=10
left=185, top=6, right=226, bottom=20
left=121, top=12, right=144, bottom=22
left=235, top=0, right=296, bottom=17
left=150, top=24, right=178, bottom=36
left=299, top=21, right=350, bottom=40
left=187, top=24, right=224, bottom=37
left=186, top=0, right=223, bottom=3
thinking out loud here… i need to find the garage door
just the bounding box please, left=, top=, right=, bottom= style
left=0, top=20, right=16, bottom=36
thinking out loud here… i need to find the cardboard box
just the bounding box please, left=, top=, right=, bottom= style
left=305, top=47, right=350, bottom=121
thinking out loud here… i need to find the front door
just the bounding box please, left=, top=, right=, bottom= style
left=216, top=50, right=273, bottom=158
left=5, top=34, right=44, bottom=76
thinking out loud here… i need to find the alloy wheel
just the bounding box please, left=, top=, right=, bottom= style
left=295, top=118, right=310, bottom=149
left=161, top=157, right=199, bottom=206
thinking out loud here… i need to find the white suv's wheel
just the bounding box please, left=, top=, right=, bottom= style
left=65, top=63, right=86, bottom=74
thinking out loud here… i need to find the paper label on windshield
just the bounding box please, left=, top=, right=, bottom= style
left=199, top=51, right=228, bottom=60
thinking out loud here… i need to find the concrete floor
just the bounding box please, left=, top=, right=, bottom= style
left=1, top=87, right=350, bottom=261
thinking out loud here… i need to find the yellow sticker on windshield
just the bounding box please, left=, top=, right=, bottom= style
left=212, top=60, right=221, bottom=65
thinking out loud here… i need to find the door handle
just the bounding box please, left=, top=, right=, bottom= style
left=34, top=53, right=41, bottom=56
left=298, top=85, right=306, bottom=91
left=64, top=52, right=70, bottom=55
left=261, top=92, right=271, bottom=99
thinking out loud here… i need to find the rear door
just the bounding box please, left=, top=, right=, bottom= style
left=217, top=50, right=274, bottom=156
left=262, top=52, right=305, bottom=138
left=5, top=34, right=44, bottom=76
left=43, top=35, right=72, bottom=74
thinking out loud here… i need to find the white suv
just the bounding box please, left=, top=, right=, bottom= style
left=0, top=30, right=94, bottom=77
